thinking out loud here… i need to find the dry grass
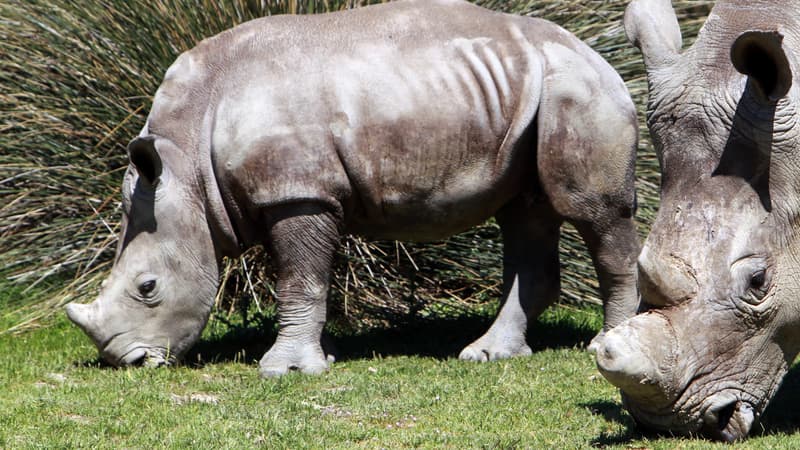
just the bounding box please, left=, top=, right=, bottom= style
left=0, top=0, right=713, bottom=333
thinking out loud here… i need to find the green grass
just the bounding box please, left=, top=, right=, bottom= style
left=3, top=285, right=800, bottom=448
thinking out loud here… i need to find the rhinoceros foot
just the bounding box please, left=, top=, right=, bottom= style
left=458, top=333, right=532, bottom=362
left=259, top=339, right=331, bottom=377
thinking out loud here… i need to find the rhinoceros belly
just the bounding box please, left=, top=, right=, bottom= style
left=214, top=112, right=533, bottom=242
left=340, top=120, right=533, bottom=241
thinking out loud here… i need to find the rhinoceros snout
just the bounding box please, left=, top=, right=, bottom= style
left=594, top=312, right=678, bottom=404
left=595, top=328, right=662, bottom=397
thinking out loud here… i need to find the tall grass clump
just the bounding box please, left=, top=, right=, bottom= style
left=1, top=0, right=712, bottom=333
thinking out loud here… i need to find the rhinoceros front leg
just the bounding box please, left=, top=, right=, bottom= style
left=259, top=204, right=340, bottom=377
left=459, top=199, right=562, bottom=361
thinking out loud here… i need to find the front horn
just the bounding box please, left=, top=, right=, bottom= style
left=65, top=302, right=99, bottom=337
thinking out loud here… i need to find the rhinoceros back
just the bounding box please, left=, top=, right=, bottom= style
left=150, top=0, right=601, bottom=242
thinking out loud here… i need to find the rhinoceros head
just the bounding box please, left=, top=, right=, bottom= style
left=66, top=135, right=220, bottom=367
left=595, top=0, right=800, bottom=441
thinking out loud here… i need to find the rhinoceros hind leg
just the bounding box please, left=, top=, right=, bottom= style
left=258, top=203, right=340, bottom=377
left=533, top=67, right=640, bottom=340
left=459, top=198, right=562, bottom=362
left=571, top=215, right=640, bottom=337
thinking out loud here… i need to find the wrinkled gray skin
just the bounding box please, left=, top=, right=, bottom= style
left=594, top=0, right=800, bottom=442
left=66, top=0, right=639, bottom=377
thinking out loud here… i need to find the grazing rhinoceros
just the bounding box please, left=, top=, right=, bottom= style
left=594, top=0, right=800, bottom=442
left=66, top=0, right=640, bottom=377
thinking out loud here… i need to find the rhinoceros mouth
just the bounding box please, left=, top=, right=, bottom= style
left=622, top=394, right=693, bottom=433
left=112, top=343, right=172, bottom=367
left=623, top=389, right=760, bottom=442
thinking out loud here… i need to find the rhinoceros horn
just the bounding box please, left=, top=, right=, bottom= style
left=624, top=0, right=683, bottom=71
left=731, top=30, right=793, bottom=102
left=65, top=303, right=100, bottom=339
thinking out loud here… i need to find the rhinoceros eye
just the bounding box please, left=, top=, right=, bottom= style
left=746, top=269, right=769, bottom=304
left=139, top=279, right=157, bottom=296
left=750, top=270, right=766, bottom=290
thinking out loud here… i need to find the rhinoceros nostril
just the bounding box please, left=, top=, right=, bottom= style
left=129, top=352, right=147, bottom=367
left=716, top=401, right=737, bottom=432
left=702, top=400, right=755, bottom=442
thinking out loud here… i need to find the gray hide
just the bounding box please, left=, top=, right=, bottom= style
left=595, top=0, right=800, bottom=442
left=66, top=0, right=639, bottom=377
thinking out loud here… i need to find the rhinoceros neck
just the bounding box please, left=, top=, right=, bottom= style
left=197, top=108, right=243, bottom=259
left=145, top=41, right=244, bottom=259
left=200, top=168, right=243, bottom=260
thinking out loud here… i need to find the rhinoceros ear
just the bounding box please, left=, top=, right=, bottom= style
left=128, top=135, right=163, bottom=188
left=624, top=0, right=682, bottom=71
left=731, top=31, right=793, bottom=102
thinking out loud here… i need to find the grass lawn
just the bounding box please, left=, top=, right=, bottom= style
left=2, top=284, right=800, bottom=448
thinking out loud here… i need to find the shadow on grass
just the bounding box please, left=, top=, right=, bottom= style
left=582, top=399, right=712, bottom=446
left=581, top=399, right=644, bottom=447
left=184, top=306, right=600, bottom=366
left=581, top=399, right=689, bottom=447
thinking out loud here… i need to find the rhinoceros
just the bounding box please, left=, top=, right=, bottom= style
left=594, top=0, right=800, bottom=442
left=65, top=0, right=640, bottom=377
